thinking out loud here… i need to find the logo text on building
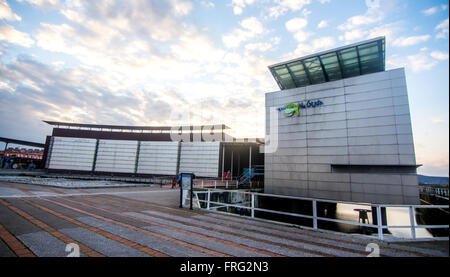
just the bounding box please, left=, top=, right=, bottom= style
left=277, top=100, right=323, bottom=117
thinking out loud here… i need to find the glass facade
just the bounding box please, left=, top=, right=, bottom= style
left=269, top=37, right=386, bottom=90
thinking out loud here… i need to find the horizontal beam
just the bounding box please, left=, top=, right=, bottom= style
left=0, top=137, right=45, bottom=148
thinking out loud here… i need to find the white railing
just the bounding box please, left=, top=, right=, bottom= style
left=419, top=186, right=449, bottom=198
left=191, top=189, right=449, bottom=241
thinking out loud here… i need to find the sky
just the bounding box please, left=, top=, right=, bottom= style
left=0, top=0, right=448, bottom=177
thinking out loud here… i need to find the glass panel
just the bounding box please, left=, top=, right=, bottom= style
left=357, top=42, right=379, bottom=56
left=319, top=53, right=342, bottom=81
left=339, top=47, right=357, bottom=59
left=278, top=72, right=296, bottom=89
left=287, top=61, right=304, bottom=72
left=290, top=71, right=310, bottom=86
left=303, top=57, right=325, bottom=84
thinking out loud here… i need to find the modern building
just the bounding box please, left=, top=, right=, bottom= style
left=39, top=37, right=420, bottom=205
left=42, top=121, right=263, bottom=180
left=264, top=37, right=420, bottom=204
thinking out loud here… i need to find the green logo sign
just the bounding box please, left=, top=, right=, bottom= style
left=277, top=100, right=323, bottom=117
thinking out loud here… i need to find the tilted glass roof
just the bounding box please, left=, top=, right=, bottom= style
left=269, top=37, right=385, bottom=90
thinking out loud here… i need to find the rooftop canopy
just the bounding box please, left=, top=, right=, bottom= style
left=268, top=37, right=386, bottom=90
left=43, top=120, right=230, bottom=133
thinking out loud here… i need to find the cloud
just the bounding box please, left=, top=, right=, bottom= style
left=431, top=117, right=445, bottom=124
left=290, top=36, right=335, bottom=58
left=245, top=42, right=272, bottom=52
left=230, top=0, right=255, bottom=15
left=0, top=23, right=34, bottom=47
left=430, top=51, right=449, bottom=61
left=336, top=0, right=402, bottom=45
left=285, top=17, right=313, bottom=43
left=17, top=0, right=60, bottom=9
left=392, top=35, right=431, bottom=47
left=435, top=18, right=449, bottom=39
left=317, top=20, right=328, bottom=29
left=407, top=53, right=438, bottom=72
left=200, top=1, right=214, bottom=8
left=387, top=50, right=447, bottom=73
left=222, top=17, right=265, bottom=48
left=337, top=2, right=384, bottom=32
left=422, top=6, right=438, bottom=16
left=422, top=5, right=448, bottom=16
left=268, top=0, right=311, bottom=18
left=0, top=0, right=21, bottom=21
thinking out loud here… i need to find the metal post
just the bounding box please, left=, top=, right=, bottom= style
left=409, top=206, right=416, bottom=239
left=214, top=180, right=217, bottom=189
left=249, top=146, right=252, bottom=186
left=179, top=186, right=183, bottom=208
left=91, top=139, right=99, bottom=173
left=190, top=178, right=193, bottom=210
left=207, top=189, right=211, bottom=210
left=230, top=151, right=233, bottom=181
left=134, top=141, right=141, bottom=175
left=376, top=206, right=383, bottom=240
left=226, top=180, right=228, bottom=188
left=312, top=200, right=318, bottom=230
left=221, top=145, right=225, bottom=181
left=251, top=194, right=255, bottom=218
left=201, top=180, right=204, bottom=188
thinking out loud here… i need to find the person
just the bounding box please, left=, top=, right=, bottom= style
left=172, top=176, right=177, bottom=189
left=177, top=174, right=182, bottom=187
left=226, top=170, right=231, bottom=180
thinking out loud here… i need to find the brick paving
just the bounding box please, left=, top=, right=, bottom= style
left=0, top=181, right=447, bottom=257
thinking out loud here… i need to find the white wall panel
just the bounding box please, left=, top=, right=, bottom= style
left=179, top=142, right=220, bottom=177
left=137, top=141, right=179, bottom=175
left=48, top=137, right=96, bottom=171
left=95, top=140, right=137, bottom=173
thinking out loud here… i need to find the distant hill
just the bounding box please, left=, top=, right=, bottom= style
left=418, top=175, right=449, bottom=185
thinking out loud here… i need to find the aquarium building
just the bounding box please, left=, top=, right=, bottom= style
left=264, top=37, right=420, bottom=205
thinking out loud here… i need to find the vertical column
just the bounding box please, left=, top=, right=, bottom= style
left=221, top=144, right=225, bottom=181
left=249, top=145, right=252, bottom=186
left=134, top=141, right=141, bottom=175
left=44, top=137, right=54, bottom=169
left=176, top=141, right=181, bottom=175
left=409, top=206, right=416, bottom=239
left=312, top=200, right=318, bottom=230
left=91, top=139, right=99, bottom=173
left=1, top=142, right=8, bottom=168
left=251, top=193, right=255, bottom=218
left=230, top=150, right=234, bottom=181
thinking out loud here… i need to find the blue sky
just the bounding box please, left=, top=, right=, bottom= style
left=0, top=0, right=449, bottom=176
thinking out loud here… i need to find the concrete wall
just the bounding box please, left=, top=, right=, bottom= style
left=265, top=68, right=420, bottom=204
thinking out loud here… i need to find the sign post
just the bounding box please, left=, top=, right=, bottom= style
left=179, top=173, right=195, bottom=209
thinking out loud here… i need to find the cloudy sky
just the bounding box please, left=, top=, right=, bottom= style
left=0, top=0, right=448, bottom=176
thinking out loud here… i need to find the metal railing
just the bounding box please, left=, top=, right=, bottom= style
left=419, top=186, right=449, bottom=198
left=191, top=189, right=449, bottom=241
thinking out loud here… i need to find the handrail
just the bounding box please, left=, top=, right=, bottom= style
left=192, top=189, right=449, bottom=241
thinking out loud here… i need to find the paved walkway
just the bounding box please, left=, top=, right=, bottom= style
left=0, top=181, right=447, bottom=257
